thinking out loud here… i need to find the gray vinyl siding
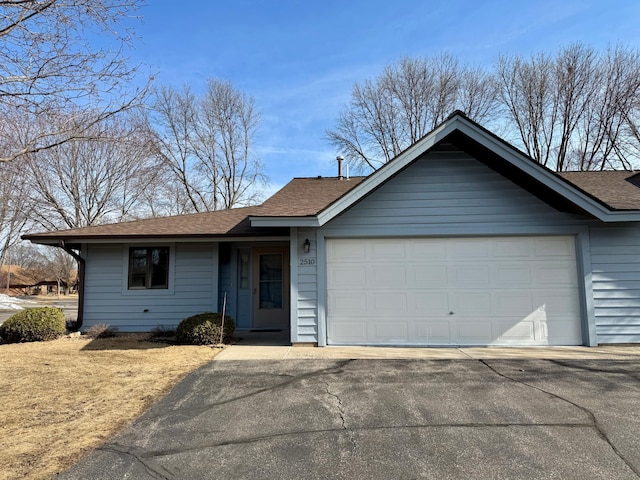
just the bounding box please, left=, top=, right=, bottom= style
left=323, top=152, right=589, bottom=236
left=589, top=224, right=640, bottom=343
left=84, top=243, right=217, bottom=332
left=294, top=227, right=318, bottom=343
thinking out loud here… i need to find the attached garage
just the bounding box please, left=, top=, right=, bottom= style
left=327, top=236, right=583, bottom=346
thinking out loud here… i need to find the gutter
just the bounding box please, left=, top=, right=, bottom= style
left=58, top=240, right=85, bottom=331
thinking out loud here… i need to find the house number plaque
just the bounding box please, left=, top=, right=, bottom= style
left=299, top=257, right=316, bottom=266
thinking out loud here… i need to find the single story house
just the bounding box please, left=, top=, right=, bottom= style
left=24, top=111, right=640, bottom=347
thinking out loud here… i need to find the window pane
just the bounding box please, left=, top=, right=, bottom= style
left=129, top=248, right=147, bottom=288
left=130, top=249, right=147, bottom=274
left=259, top=254, right=282, bottom=309
left=129, top=274, right=146, bottom=288
left=260, top=281, right=282, bottom=309
left=150, top=247, right=169, bottom=288
left=239, top=253, right=249, bottom=289
left=260, top=254, right=282, bottom=281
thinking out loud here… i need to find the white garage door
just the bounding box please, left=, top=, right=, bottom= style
left=326, top=237, right=582, bottom=346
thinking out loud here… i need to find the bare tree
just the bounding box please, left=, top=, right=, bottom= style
left=145, top=85, right=209, bottom=212
left=497, top=44, right=640, bottom=171
left=573, top=46, right=640, bottom=170
left=23, top=112, right=162, bottom=230
left=327, top=55, right=499, bottom=172
left=0, top=0, right=149, bottom=163
left=2, top=242, right=41, bottom=269
left=146, top=79, right=265, bottom=213
left=0, top=160, right=32, bottom=265
left=45, top=248, right=77, bottom=295
left=196, top=79, right=264, bottom=209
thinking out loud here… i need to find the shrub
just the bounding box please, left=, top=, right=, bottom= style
left=176, top=312, right=235, bottom=345
left=0, top=307, right=66, bottom=343
left=85, top=323, right=118, bottom=339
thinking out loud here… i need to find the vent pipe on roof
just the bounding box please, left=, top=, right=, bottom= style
left=337, top=155, right=344, bottom=179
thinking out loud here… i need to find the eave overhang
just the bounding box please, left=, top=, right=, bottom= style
left=249, top=216, right=321, bottom=227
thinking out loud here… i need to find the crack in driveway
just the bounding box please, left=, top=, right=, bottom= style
left=325, top=381, right=358, bottom=451
left=139, top=359, right=355, bottom=425
left=195, top=359, right=353, bottom=408
left=99, top=443, right=177, bottom=480
left=480, top=359, right=640, bottom=479
left=100, top=421, right=598, bottom=460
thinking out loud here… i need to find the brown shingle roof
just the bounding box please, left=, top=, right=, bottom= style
left=23, top=177, right=365, bottom=241
left=259, top=176, right=366, bottom=216
left=558, top=171, right=640, bottom=210
left=22, top=167, right=640, bottom=244
left=24, top=206, right=264, bottom=240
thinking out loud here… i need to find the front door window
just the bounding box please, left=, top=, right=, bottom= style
left=259, top=254, right=283, bottom=309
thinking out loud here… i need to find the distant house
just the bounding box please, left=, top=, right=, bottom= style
left=0, top=265, right=36, bottom=295
left=23, top=112, right=640, bottom=346
left=0, top=265, right=74, bottom=296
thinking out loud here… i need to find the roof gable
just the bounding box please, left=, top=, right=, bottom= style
left=313, top=112, right=640, bottom=225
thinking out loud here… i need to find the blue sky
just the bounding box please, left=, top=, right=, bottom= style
left=127, top=0, right=640, bottom=194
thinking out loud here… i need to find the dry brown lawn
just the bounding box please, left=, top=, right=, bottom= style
left=0, top=333, right=221, bottom=480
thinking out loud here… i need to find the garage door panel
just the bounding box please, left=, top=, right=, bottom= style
left=449, top=265, right=490, bottom=287
left=373, top=321, right=409, bottom=342
left=455, top=320, right=493, bottom=343
left=412, top=292, right=449, bottom=315
left=373, top=292, right=408, bottom=313
left=327, top=236, right=582, bottom=346
left=369, top=240, right=407, bottom=259
left=493, top=292, right=535, bottom=315
left=329, top=320, right=368, bottom=343
left=536, top=291, right=581, bottom=316
left=496, top=320, right=536, bottom=342
left=328, top=292, right=367, bottom=315
left=414, top=321, right=452, bottom=343
left=370, top=265, right=406, bottom=287
left=535, top=264, right=579, bottom=285
left=451, top=292, right=492, bottom=315
left=410, top=240, right=447, bottom=259
left=544, top=319, right=582, bottom=344
left=327, top=239, right=365, bottom=261
left=534, top=237, right=574, bottom=256
left=492, top=239, right=533, bottom=257
left=451, top=239, right=490, bottom=259
left=412, top=264, right=448, bottom=286
left=328, top=265, right=366, bottom=288
left=493, top=265, right=533, bottom=285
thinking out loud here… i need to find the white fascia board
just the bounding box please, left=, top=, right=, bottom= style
left=316, top=120, right=458, bottom=226
left=595, top=211, right=640, bottom=222
left=249, top=216, right=320, bottom=227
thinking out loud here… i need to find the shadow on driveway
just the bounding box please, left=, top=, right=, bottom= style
left=57, top=357, right=640, bottom=479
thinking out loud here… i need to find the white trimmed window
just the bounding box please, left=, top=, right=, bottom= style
left=128, top=247, right=170, bottom=289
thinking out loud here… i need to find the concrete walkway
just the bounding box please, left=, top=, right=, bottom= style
left=218, top=336, right=640, bottom=361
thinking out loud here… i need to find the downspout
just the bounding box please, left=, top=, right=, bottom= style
left=58, top=240, right=85, bottom=331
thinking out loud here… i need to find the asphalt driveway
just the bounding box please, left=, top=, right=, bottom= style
left=58, top=354, right=640, bottom=479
